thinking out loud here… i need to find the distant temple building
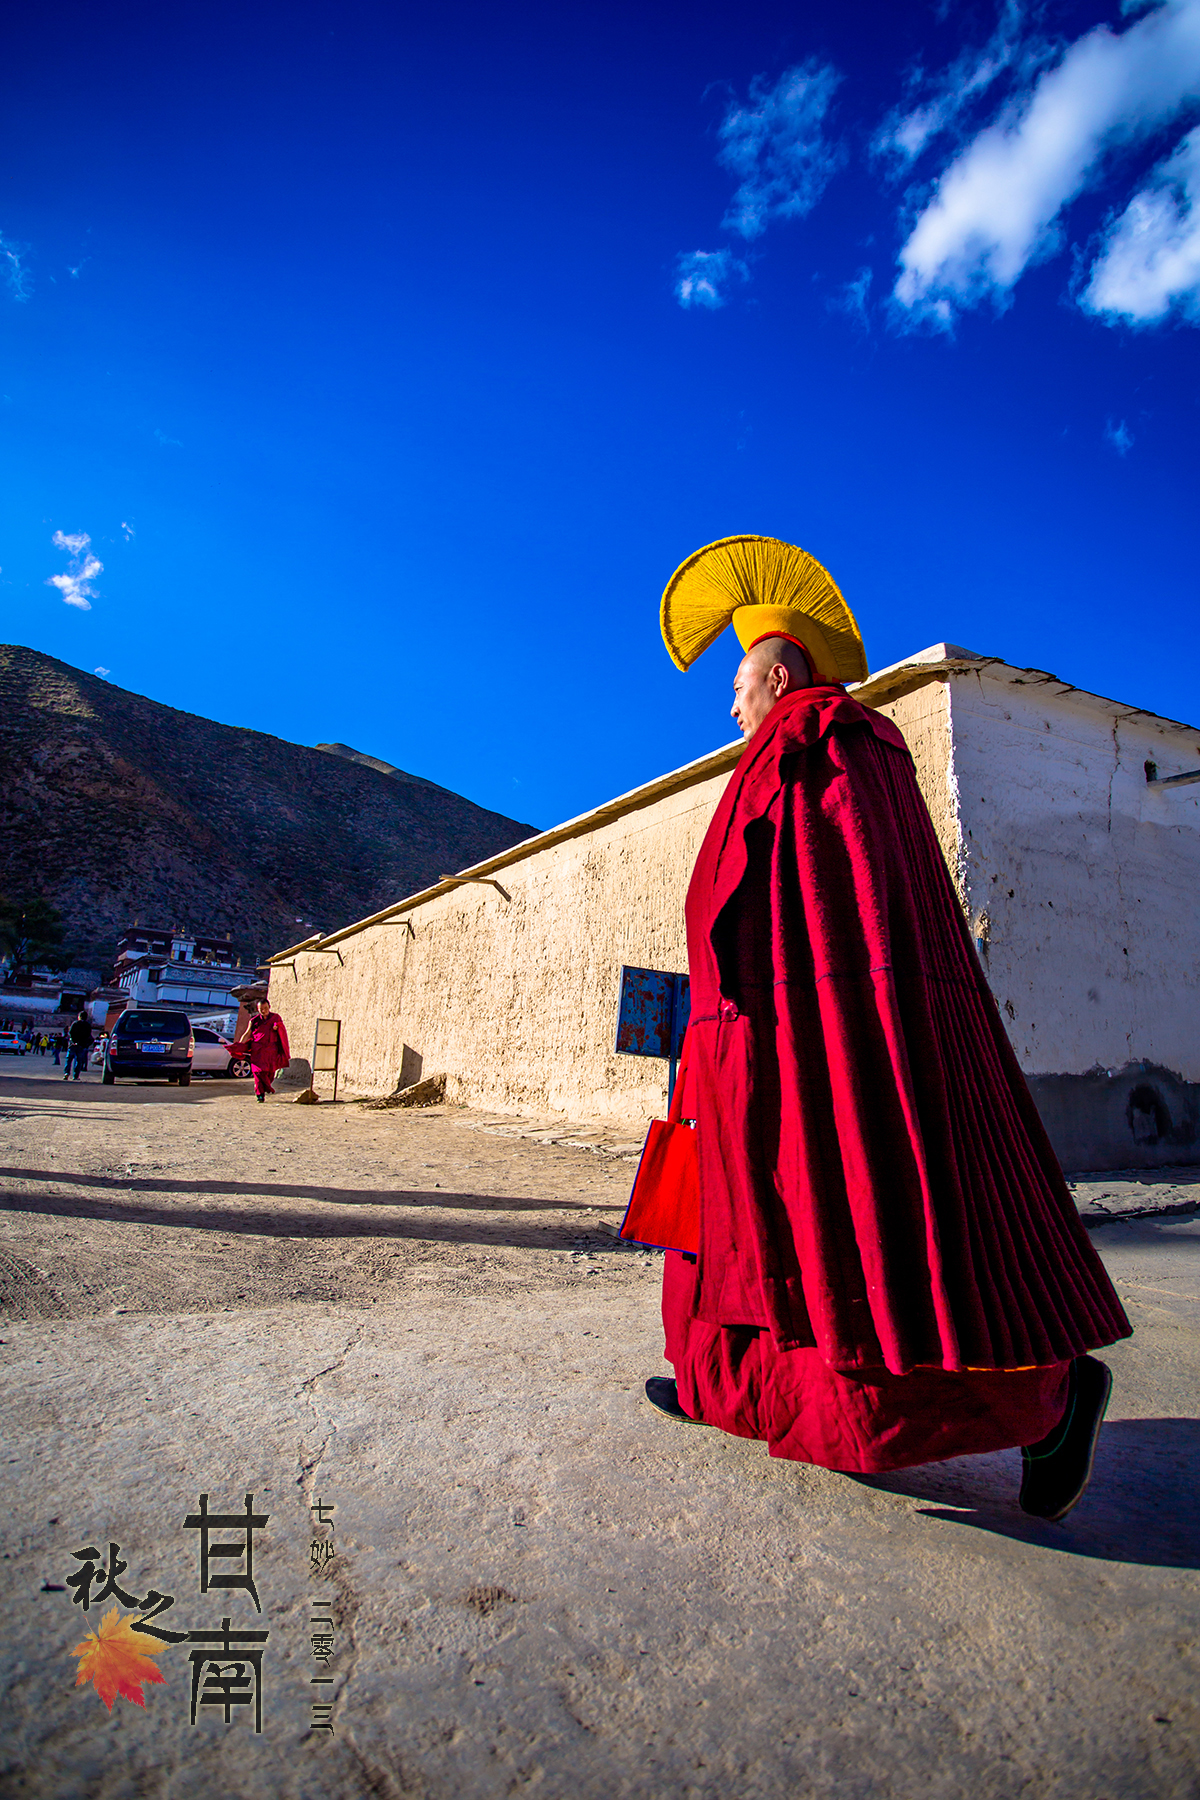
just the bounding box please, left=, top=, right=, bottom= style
left=1, top=926, right=263, bottom=1037
left=266, top=647, right=1200, bottom=1174
left=112, top=924, right=259, bottom=1031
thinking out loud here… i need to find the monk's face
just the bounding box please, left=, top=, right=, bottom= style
left=257, top=1000, right=270, bottom=1017
left=731, top=646, right=791, bottom=738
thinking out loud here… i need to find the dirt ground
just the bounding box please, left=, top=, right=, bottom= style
left=2, top=1059, right=1199, bottom=1800
left=0, top=1060, right=654, bottom=1324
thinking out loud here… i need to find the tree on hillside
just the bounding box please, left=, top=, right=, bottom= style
left=0, top=894, right=71, bottom=981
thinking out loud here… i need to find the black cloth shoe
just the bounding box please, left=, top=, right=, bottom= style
left=1019, top=1354, right=1112, bottom=1522
left=644, top=1376, right=709, bottom=1425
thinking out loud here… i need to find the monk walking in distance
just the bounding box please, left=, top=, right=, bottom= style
left=643, top=536, right=1129, bottom=1521
left=233, top=997, right=291, bottom=1103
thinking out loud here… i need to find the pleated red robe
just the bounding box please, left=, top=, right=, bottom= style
left=665, top=684, right=1130, bottom=1472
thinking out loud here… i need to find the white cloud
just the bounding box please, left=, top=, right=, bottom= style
left=154, top=428, right=183, bottom=447
left=675, top=248, right=748, bottom=310
left=47, top=573, right=97, bottom=611
left=718, top=60, right=844, bottom=240
left=1105, top=417, right=1135, bottom=452
left=893, top=0, right=1200, bottom=324
left=52, top=529, right=90, bottom=557
left=46, top=530, right=103, bottom=612
left=94, top=667, right=111, bottom=677
left=1084, top=122, right=1200, bottom=319
left=120, top=520, right=135, bottom=541
left=830, top=266, right=873, bottom=329
left=1, top=231, right=31, bottom=302
left=873, top=0, right=1036, bottom=174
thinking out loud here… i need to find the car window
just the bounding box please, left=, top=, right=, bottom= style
left=116, top=1011, right=191, bottom=1036
left=193, top=1028, right=218, bottom=1042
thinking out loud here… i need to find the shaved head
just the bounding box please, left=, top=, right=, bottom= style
left=743, top=637, right=811, bottom=684
left=731, top=637, right=813, bottom=739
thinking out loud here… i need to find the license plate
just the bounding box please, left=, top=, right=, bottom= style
left=137, top=1042, right=168, bottom=1053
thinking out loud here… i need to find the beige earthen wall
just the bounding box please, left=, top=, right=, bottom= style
left=271, top=766, right=728, bottom=1124
left=873, top=678, right=958, bottom=886
left=268, top=683, right=955, bottom=1126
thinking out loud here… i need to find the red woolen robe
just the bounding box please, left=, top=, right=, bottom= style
left=664, top=684, right=1130, bottom=1473
left=245, top=1012, right=290, bottom=1080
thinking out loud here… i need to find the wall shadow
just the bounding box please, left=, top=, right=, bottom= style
left=0, top=1170, right=625, bottom=1253
left=0, top=1075, right=249, bottom=1105
left=856, top=1417, right=1200, bottom=1570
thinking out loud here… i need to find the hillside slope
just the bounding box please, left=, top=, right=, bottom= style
left=0, top=646, right=537, bottom=968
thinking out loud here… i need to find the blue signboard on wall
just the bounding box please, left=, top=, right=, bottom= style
left=614, top=965, right=690, bottom=1102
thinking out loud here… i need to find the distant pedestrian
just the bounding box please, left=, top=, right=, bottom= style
left=52, top=1033, right=62, bottom=1066
left=233, top=1000, right=290, bottom=1102
left=63, top=1011, right=92, bottom=1082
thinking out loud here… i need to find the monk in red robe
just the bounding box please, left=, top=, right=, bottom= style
left=234, top=998, right=290, bottom=1103
left=644, top=536, right=1130, bottom=1522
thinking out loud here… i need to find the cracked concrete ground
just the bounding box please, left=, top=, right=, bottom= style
left=1, top=1065, right=1198, bottom=1800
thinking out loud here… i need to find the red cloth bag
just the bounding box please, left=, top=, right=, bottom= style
left=619, top=1121, right=699, bottom=1252
left=619, top=1049, right=699, bottom=1253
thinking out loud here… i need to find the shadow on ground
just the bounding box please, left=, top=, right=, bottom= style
left=0, top=1075, right=249, bottom=1105
left=0, top=1169, right=623, bottom=1250
left=857, top=1417, right=1200, bottom=1570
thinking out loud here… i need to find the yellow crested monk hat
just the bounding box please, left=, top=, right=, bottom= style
left=660, top=534, right=868, bottom=686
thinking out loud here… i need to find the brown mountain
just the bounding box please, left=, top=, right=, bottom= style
left=0, top=645, right=536, bottom=970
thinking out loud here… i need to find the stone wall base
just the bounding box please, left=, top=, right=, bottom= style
left=1028, top=1062, right=1200, bottom=1173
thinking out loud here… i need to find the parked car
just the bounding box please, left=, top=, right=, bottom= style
left=102, top=1009, right=194, bottom=1085
left=191, top=1026, right=251, bottom=1079
left=0, top=1030, right=26, bottom=1056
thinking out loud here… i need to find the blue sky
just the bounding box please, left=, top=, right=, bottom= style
left=3, top=0, right=1198, bottom=831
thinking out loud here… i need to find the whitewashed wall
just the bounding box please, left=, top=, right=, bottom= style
left=949, top=665, right=1200, bottom=1078
left=947, top=663, right=1200, bottom=1166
